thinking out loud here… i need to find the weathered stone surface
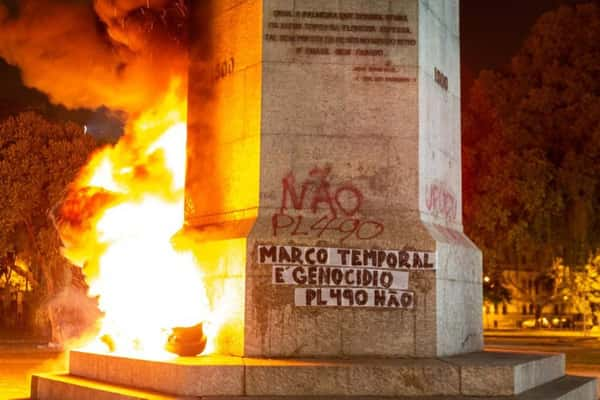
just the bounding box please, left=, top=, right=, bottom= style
left=244, top=357, right=460, bottom=396
left=434, top=238, right=482, bottom=356
left=444, top=351, right=565, bottom=396
left=60, top=351, right=583, bottom=398
left=222, top=374, right=598, bottom=399
left=31, top=373, right=179, bottom=400
left=68, top=351, right=464, bottom=397
left=69, top=351, right=245, bottom=397
left=184, top=0, right=483, bottom=359
left=31, top=371, right=597, bottom=400
left=186, top=0, right=262, bottom=230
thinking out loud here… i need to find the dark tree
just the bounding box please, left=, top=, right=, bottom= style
left=463, top=3, right=600, bottom=275
left=0, top=112, right=99, bottom=339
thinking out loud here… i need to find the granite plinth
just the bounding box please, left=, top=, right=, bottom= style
left=30, top=350, right=591, bottom=399
left=31, top=374, right=178, bottom=400
left=69, top=351, right=244, bottom=397
left=442, top=350, right=566, bottom=396
left=31, top=372, right=597, bottom=400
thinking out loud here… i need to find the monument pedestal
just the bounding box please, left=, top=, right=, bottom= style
left=30, top=0, right=597, bottom=399
left=31, top=350, right=596, bottom=399
left=185, top=0, right=482, bottom=361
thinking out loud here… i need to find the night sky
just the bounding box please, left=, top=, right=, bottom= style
left=0, top=58, right=123, bottom=141
left=0, top=0, right=591, bottom=139
left=460, top=0, right=592, bottom=96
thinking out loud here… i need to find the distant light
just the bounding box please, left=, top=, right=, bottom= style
left=484, top=276, right=490, bottom=283
left=84, top=124, right=88, bottom=134
left=563, top=295, right=568, bottom=301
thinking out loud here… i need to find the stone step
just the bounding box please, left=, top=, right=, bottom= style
left=30, top=373, right=179, bottom=400
left=69, top=351, right=245, bottom=397
left=66, top=350, right=567, bottom=397
left=31, top=373, right=597, bottom=400
left=442, top=350, right=566, bottom=395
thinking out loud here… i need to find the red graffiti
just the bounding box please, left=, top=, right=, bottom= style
left=271, top=214, right=384, bottom=243
left=425, top=183, right=457, bottom=222
left=280, top=166, right=363, bottom=218
left=274, top=166, right=383, bottom=242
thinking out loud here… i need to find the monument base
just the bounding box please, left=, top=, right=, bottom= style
left=30, top=350, right=596, bottom=399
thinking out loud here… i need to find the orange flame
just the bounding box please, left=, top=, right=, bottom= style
left=58, top=78, right=224, bottom=358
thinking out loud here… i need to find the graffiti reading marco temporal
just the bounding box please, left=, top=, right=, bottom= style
left=271, top=166, right=384, bottom=242
left=257, top=244, right=435, bottom=308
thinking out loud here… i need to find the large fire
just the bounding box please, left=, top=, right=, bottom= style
left=57, top=79, right=222, bottom=358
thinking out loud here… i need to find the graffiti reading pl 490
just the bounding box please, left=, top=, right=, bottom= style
left=272, top=166, right=385, bottom=242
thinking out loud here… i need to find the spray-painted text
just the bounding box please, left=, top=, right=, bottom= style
left=272, top=166, right=384, bottom=242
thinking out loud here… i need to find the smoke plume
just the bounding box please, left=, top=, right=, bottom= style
left=0, top=0, right=189, bottom=116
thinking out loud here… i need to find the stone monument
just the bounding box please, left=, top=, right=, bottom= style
left=185, top=0, right=480, bottom=360
left=31, top=1, right=597, bottom=399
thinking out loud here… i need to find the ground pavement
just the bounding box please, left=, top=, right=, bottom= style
left=0, top=342, right=65, bottom=400
left=2, top=332, right=600, bottom=399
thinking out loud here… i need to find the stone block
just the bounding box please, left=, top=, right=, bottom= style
left=69, top=351, right=245, bottom=397
left=31, top=354, right=596, bottom=399
left=418, top=1, right=460, bottom=95
left=436, top=279, right=482, bottom=355
left=260, top=63, right=419, bottom=140
left=65, top=351, right=463, bottom=397
left=244, top=357, right=460, bottom=396
left=419, top=0, right=459, bottom=37
left=418, top=73, right=462, bottom=229
left=433, top=235, right=482, bottom=356
left=444, top=351, right=566, bottom=396
left=209, top=375, right=597, bottom=399
left=31, top=373, right=180, bottom=400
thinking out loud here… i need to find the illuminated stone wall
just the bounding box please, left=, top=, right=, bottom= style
left=186, top=0, right=482, bottom=358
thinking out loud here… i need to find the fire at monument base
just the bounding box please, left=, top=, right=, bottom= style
left=30, top=0, right=596, bottom=398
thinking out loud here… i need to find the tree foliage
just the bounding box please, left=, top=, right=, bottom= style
left=463, top=3, right=600, bottom=273
left=553, top=253, right=600, bottom=332
left=0, top=112, right=98, bottom=298
left=483, top=275, right=512, bottom=305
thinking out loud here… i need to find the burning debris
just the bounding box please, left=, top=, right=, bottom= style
left=165, top=323, right=207, bottom=357
left=55, top=81, right=217, bottom=357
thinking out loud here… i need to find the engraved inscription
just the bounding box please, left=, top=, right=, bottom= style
left=215, top=57, right=235, bottom=81
left=265, top=9, right=417, bottom=54
left=265, top=7, right=417, bottom=84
